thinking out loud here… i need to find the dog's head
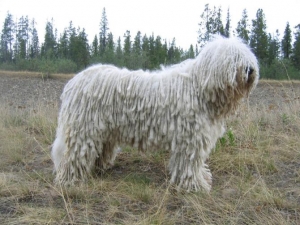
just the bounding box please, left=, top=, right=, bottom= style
left=192, top=36, right=259, bottom=116
left=195, top=36, right=259, bottom=91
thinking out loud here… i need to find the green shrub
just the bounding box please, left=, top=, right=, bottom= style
left=260, top=59, right=300, bottom=80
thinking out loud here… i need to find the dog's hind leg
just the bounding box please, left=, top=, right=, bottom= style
left=54, top=129, right=99, bottom=185
left=94, top=142, right=119, bottom=172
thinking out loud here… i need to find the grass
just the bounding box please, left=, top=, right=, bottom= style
left=0, top=80, right=299, bottom=224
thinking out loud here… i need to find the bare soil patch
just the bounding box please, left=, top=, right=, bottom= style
left=0, top=72, right=70, bottom=110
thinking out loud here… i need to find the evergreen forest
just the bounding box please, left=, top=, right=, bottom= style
left=1, top=4, right=300, bottom=79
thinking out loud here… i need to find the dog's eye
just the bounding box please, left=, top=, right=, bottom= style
left=245, top=67, right=254, bottom=76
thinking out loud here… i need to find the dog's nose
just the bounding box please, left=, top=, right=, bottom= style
left=246, top=67, right=254, bottom=76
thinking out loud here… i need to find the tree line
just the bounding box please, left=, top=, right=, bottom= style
left=198, top=5, right=300, bottom=79
left=0, top=5, right=300, bottom=79
left=0, top=8, right=192, bottom=74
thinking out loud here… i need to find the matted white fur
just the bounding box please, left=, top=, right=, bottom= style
left=52, top=36, right=259, bottom=192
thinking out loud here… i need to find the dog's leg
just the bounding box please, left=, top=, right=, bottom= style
left=168, top=144, right=212, bottom=192
left=54, top=129, right=99, bottom=185
left=51, top=126, right=67, bottom=174
left=94, top=142, right=119, bottom=172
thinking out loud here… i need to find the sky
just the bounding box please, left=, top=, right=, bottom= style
left=0, top=0, right=299, bottom=50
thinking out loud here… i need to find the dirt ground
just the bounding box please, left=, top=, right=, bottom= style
left=0, top=72, right=299, bottom=109
left=0, top=72, right=300, bottom=224
left=0, top=73, right=68, bottom=110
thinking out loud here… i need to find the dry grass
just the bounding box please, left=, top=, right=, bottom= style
left=0, top=81, right=299, bottom=224
left=0, top=70, right=74, bottom=79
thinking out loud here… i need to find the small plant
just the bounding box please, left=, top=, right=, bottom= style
left=227, top=129, right=236, bottom=147
left=219, top=136, right=227, bottom=147
left=281, top=113, right=289, bottom=124
left=216, top=129, right=236, bottom=150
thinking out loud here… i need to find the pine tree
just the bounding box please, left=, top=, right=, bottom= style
left=123, top=30, right=131, bottom=68
left=67, top=21, right=76, bottom=39
left=174, top=46, right=182, bottom=64
left=198, top=4, right=214, bottom=47
left=155, top=35, right=163, bottom=66
left=142, top=34, right=149, bottom=52
left=132, top=31, right=142, bottom=69
left=142, top=34, right=150, bottom=69
left=15, top=16, right=29, bottom=59
left=167, top=38, right=182, bottom=64
left=149, top=34, right=156, bottom=68
left=99, top=8, right=109, bottom=57
left=29, top=19, right=39, bottom=58
left=68, top=26, right=77, bottom=64
left=115, top=36, right=123, bottom=67
left=236, top=9, right=250, bottom=43
left=186, top=44, right=195, bottom=59
left=292, top=24, right=300, bottom=70
left=198, top=4, right=225, bottom=47
left=250, top=9, right=268, bottom=61
left=267, top=30, right=280, bottom=64
left=67, top=21, right=77, bottom=62
left=195, top=44, right=199, bottom=56
left=104, top=32, right=114, bottom=64
left=91, top=35, right=99, bottom=58
left=215, top=7, right=224, bottom=35
left=57, top=29, right=69, bottom=59
left=69, top=27, right=89, bottom=69
left=224, top=8, right=230, bottom=37
left=162, top=39, right=168, bottom=64
left=0, top=12, right=15, bottom=62
left=132, top=31, right=142, bottom=56
left=78, top=28, right=90, bottom=68
left=41, top=19, right=57, bottom=58
left=281, top=22, right=292, bottom=59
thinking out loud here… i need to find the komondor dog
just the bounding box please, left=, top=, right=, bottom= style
left=52, top=36, right=259, bottom=192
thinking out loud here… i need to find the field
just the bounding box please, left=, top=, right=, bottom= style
left=0, top=71, right=299, bottom=224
